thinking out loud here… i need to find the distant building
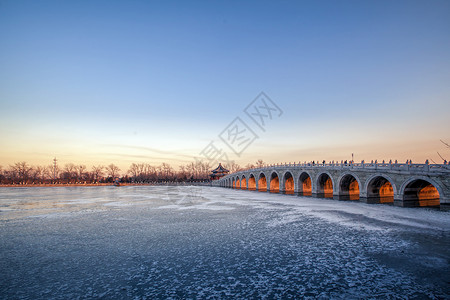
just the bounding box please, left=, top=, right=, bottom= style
left=210, top=163, right=229, bottom=180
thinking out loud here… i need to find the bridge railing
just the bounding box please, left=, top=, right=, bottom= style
left=228, top=161, right=450, bottom=176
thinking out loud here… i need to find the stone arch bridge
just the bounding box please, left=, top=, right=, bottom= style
left=212, top=162, right=450, bottom=211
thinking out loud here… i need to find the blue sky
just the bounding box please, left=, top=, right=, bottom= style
left=1, top=0, right=449, bottom=170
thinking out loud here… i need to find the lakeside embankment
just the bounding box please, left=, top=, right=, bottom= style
left=0, top=182, right=211, bottom=188
left=0, top=183, right=141, bottom=187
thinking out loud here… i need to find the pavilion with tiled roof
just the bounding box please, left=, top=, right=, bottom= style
left=210, top=163, right=229, bottom=180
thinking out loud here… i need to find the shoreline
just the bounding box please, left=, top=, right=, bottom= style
left=0, top=183, right=150, bottom=188
left=0, top=182, right=211, bottom=188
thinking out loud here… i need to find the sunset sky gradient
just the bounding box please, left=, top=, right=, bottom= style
left=1, top=0, right=449, bottom=171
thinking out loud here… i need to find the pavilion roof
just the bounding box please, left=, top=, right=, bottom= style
left=211, top=163, right=229, bottom=173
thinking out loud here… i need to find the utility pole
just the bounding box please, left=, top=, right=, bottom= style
left=352, top=153, right=354, bottom=163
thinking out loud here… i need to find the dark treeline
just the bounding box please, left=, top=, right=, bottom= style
left=0, top=160, right=262, bottom=185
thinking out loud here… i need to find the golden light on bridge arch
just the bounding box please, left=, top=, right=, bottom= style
left=270, top=173, right=279, bottom=193
left=317, top=173, right=333, bottom=198
left=339, top=174, right=360, bottom=201
left=284, top=172, right=294, bottom=195
left=404, top=179, right=440, bottom=207
left=258, top=174, right=267, bottom=192
left=241, top=177, right=247, bottom=190
left=367, top=176, right=394, bottom=204
left=299, top=172, right=312, bottom=196
left=248, top=175, right=256, bottom=191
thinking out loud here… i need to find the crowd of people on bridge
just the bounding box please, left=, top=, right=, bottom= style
left=303, top=159, right=448, bottom=166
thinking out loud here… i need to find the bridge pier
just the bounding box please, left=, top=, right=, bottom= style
left=441, top=203, right=450, bottom=211
left=440, top=194, right=450, bottom=211
left=311, top=192, right=334, bottom=199
left=335, top=194, right=356, bottom=201
left=296, top=191, right=312, bottom=197
left=393, top=198, right=441, bottom=209
left=393, top=197, right=422, bottom=208
left=359, top=196, right=383, bottom=204
left=280, top=190, right=296, bottom=195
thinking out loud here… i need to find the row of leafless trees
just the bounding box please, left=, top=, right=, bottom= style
left=0, top=160, right=266, bottom=184
left=0, top=162, right=122, bottom=184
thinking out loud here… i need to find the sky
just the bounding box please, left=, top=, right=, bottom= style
left=1, top=0, right=449, bottom=171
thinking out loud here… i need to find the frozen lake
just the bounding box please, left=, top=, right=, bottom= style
left=0, top=186, right=449, bottom=299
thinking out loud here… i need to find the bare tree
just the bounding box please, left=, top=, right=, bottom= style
left=178, top=165, right=188, bottom=180
left=5, top=166, right=18, bottom=183
left=255, top=159, right=265, bottom=168
left=437, top=140, right=449, bottom=163
left=106, top=164, right=121, bottom=179
left=44, top=164, right=58, bottom=182
left=128, top=163, right=151, bottom=182
left=12, top=162, right=32, bottom=184
left=202, top=161, right=211, bottom=179
left=187, top=162, right=196, bottom=179
left=0, top=165, right=3, bottom=184
left=30, top=165, right=44, bottom=183
left=128, top=163, right=140, bottom=179
left=63, top=163, right=76, bottom=183
left=91, top=165, right=104, bottom=182
left=225, top=161, right=241, bottom=173
left=158, top=163, right=174, bottom=180
left=76, top=165, right=87, bottom=182
left=144, top=164, right=156, bottom=181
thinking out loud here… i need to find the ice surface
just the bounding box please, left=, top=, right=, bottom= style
left=0, top=186, right=449, bottom=298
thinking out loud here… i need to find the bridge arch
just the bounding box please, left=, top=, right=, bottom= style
left=258, top=172, right=267, bottom=192
left=364, top=174, right=396, bottom=204
left=283, top=171, right=295, bottom=194
left=399, top=176, right=442, bottom=208
left=241, top=175, right=247, bottom=190
left=298, top=171, right=312, bottom=196
left=236, top=176, right=241, bottom=189
left=269, top=171, right=280, bottom=193
left=338, top=172, right=361, bottom=201
left=248, top=173, right=256, bottom=190
left=316, top=172, right=334, bottom=198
